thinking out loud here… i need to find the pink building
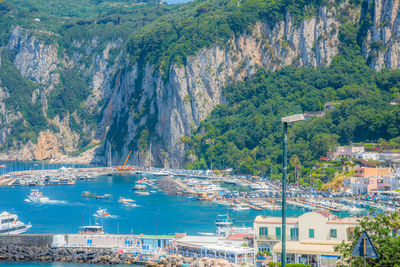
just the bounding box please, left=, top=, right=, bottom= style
left=367, top=177, right=383, bottom=192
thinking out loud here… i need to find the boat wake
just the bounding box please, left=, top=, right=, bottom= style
left=24, top=199, right=68, bottom=205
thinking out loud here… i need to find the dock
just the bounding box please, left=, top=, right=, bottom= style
left=296, top=199, right=341, bottom=212
left=236, top=201, right=263, bottom=210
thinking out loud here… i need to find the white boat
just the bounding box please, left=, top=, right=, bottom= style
left=118, top=196, right=135, bottom=204
left=27, top=189, right=49, bottom=203
left=0, top=211, right=31, bottom=234
left=135, top=191, right=150, bottom=195
left=229, top=204, right=250, bottom=211
left=96, top=208, right=110, bottom=218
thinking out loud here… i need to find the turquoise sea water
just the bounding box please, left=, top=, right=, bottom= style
left=0, top=162, right=305, bottom=235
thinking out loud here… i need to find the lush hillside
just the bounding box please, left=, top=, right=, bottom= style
left=0, top=0, right=166, bottom=150
left=183, top=51, right=400, bottom=181
left=127, top=0, right=363, bottom=77
left=0, top=0, right=399, bottom=168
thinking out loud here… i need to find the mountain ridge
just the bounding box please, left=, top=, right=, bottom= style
left=0, top=0, right=398, bottom=169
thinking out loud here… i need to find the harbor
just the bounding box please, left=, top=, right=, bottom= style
left=1, top=162, right=398, bottom=225
left=1, top=162, right=400, bottom=267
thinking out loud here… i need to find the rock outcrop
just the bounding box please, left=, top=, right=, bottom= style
left=363, top=0, right=400, bottom=69
left=1, top=0, right=400, bottom=167
left=100, top=1, right=360, bottom=167
left=0, top=245, right=246, bottom=267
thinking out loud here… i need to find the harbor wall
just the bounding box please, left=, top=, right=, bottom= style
left=0, top=234, right=53, bottom=247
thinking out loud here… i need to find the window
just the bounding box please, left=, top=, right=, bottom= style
left=290, top=228, right=299, bottom=241
left=309, top=229, right=315, bottom=238
left=259, top=227, right=268, bottom=236
left=276, top=227, right=281, bottom=239
left=330, top=229, right=337, bottom=238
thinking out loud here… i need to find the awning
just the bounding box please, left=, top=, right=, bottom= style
left=273, top=241, right=342, bottom=256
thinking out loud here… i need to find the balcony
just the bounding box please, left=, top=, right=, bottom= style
left=255, top=235, right=280, bottom=241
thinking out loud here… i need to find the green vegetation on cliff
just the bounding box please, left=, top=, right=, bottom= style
left=127, top=0, right=362, bottom=78
left=0, top=50, right=47, bottom=145
left=184, top=58, right=400, bottom=177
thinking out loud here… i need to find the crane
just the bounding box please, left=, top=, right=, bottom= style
left=117, top=150, right=133, bottom=171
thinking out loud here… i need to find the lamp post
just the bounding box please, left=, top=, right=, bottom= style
left=281, top=114, right=305, bottom=267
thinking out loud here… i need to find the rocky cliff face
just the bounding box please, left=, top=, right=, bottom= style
left=100, top=1, right=360, bottom=167
left=363, top=0, right=400, bottom=69
left=1, top=0, right=400, bottom=167
left=0, top=27, right=123, bottom=163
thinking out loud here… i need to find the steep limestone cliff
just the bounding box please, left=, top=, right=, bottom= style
left=1, top=0, right=400, bottom=167
left=101, top=1, right=361, bottom=167
left=363, top=0, right=400, bottom=69
left=0, top=27, right=123, bottom=162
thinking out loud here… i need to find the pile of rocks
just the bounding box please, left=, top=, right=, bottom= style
left=156, top=177, right=188, bottom=195
left=0, top=245, right=249, bottom=266
left=158, top=254, right=241, bottom=266
left=0, top=246, right=130, bottom=264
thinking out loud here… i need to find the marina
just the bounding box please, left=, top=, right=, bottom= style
left=0, top=162, right=397, bottom=236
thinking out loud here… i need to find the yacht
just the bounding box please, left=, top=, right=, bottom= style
left=27, top=189, right=49, bottom=203
left=230, top=203, right=250, bottom=211
left=0, top=212, right=31, bottom=234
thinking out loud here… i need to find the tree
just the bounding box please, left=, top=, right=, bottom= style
left=335, top=211, right=400, bottom=266
left=289, top=155, right=301, bottom=185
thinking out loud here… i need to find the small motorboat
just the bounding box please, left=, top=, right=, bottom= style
left=118, top=196, right=135, bottom=204
left=27, top=189, right=49, bottom=203
left=229, top=204, right=250, bottom=211
left=95, top=194, right=112, bottom=200
left=136, top=178, right=150, bottom=185
left=82, top=191, right=96, bottom=198
left=96, top=208, right=110, bottom=218
left=135, top=191, right=150, bottom=195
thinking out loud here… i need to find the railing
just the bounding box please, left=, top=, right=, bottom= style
left=255, top=235, right=280, bottom=241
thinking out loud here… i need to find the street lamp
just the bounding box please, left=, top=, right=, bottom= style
left=281, top=114, right=305, bottom=267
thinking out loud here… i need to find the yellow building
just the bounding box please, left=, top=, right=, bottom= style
left=253, top=211, right=359, bottom=266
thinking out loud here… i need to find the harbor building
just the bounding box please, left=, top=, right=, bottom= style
left=253, top=211, right=359, bottom=266
left=172, top=235, right=254, bottom=263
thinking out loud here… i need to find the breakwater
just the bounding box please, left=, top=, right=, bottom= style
left=156, top=177, right=195, bottom=195
left=0, top=245, right=235, bottom=266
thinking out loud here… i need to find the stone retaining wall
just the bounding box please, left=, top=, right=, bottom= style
left=0, top=234, right=54, bottom=247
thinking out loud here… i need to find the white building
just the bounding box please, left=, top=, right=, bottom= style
left=173, top=235, right=254, bottom=263
left=348, top=177, right=369, bottom=194
left=327, top=145, right=365, bottom=160
left=254, top=211, right=359, bottom=266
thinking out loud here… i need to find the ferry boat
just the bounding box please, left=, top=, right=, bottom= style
left=0, top=212, right=31, bottom=234
left=78, top=224, right=105, bottom=235
left=96, top=208, right=110, bottom=217
left=27, top=189, right=49, bottom=203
